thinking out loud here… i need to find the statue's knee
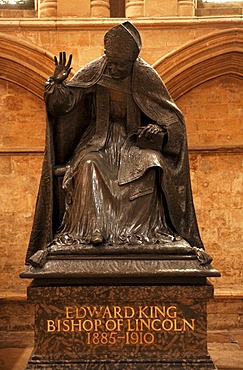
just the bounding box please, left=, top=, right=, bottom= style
left=83, top=153, right=99, bottom=167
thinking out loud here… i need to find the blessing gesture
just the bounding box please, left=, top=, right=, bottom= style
left=51, top=51, right=72, bottom=83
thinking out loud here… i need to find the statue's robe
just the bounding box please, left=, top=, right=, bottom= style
left=26, top=56, right=203, bottom=264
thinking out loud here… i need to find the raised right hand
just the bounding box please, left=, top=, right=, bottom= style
left=51, top=51, right=72, bottom=83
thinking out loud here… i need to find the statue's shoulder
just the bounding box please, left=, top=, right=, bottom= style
left=133, top=57, right=182, bottom=122
left=133, top=57, right=168, bottom=98
left=68, top=56, right=107, bottom=87
left=134, top=57, right=163, bottom=84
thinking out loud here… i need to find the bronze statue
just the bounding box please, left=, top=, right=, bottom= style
left=26, top=22, right=209, bottom=266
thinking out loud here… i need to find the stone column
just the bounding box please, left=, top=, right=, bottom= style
left=178, top=0, right=197, bottom=16
left=126, top=0, right=144, bottom=18
left=91, top=0, right=110, bottom=17
left=38, top=0, right=57, bottom=17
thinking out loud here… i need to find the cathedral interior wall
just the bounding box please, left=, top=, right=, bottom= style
left=0, top=0, right=242, bottom=331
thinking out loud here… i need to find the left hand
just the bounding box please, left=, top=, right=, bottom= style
left=138, top=123, right=163, bottom=140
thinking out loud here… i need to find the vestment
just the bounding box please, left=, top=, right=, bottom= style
left=26, top=56, right=203, bottom=264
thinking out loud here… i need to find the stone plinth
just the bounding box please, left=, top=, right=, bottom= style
left=25, top=282, right=216, bottom=369
left=21, top=255, right=219, bottom=369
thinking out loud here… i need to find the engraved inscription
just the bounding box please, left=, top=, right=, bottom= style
left=46, top=304, right=195, bottom=346
left=32, top=285, right=209, bottom=362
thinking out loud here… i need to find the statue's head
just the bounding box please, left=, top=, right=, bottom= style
left=104, top=22, right=141, bottom=80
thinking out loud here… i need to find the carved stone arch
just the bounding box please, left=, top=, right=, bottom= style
left=0, top=33, right=54, bottom=99
left=153, top=28, right=243, bottom=100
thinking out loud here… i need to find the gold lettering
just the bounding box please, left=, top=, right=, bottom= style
left=153, top=306, right=166, bottom=318
left=113, top=306, right=123, bottom=319
left=56, top=319, right=60, bottom=331
left=105, top=319, right=117, bottom=331
left=183, top=318, right=195, bottom=331
left=151, top=319, right=162, bottom=331
left=62, top=319, right=71, bottom=332
left=127, top=319, right=135, bottom=331
left=82, top=319, right=94, bottom=331
left=94, top=319, right=102, bottom=331
left=139, top=319, right=151, bottom=331
left=75, top=307, right=87, bottom=319
left=167, top=306, right=177, bottom=319
left=71, top=319, right=82, bottom=331
left=138, top=306, right=149, bottom=318
left=47, top=320, right=56, bottom=332
left=47, top=304, right=195, bottom=336
left=65, top=306, right=75, bottom=319
left=144, top=332, right=154, bottom=344
left=124, top=306, right=135, bottom=318
left=116, top=319, right=124, bottom=331
left=87, top=306, right=103, bottom=318
left=102, top=307, right=113, bottom=319
left=173, top=319, right=183, bottom=332
left=162, top=319, right=173, bottom=331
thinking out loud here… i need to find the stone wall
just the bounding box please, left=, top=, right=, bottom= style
left=177, top=75, right=243, bottom=288
left=0, top=81, right=45, bottom=292
left=0, top=10, right=242, bottom=310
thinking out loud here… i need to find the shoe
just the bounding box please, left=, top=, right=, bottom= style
left=91, top=231, right=104, bottom=245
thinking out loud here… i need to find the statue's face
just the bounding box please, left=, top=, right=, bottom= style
left=106, top=57, right=133, bottom=80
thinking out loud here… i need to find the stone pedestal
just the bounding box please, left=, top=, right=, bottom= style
left=21, top=255, right=219, bottom=369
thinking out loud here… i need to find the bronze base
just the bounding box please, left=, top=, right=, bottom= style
left=20, top=254, right=220, bottom=282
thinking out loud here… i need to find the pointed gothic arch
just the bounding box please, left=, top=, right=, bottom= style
left=1, top=29, right=242, bottom=101
left=0, top=33, right=54, bottom=99
left=153, top=28, right=243, bottom=100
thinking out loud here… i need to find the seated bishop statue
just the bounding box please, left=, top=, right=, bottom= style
left=26, top=22, right=210, bottom=267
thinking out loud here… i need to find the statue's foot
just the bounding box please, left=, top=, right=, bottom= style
left=91, top=231, right=104, bottom=245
